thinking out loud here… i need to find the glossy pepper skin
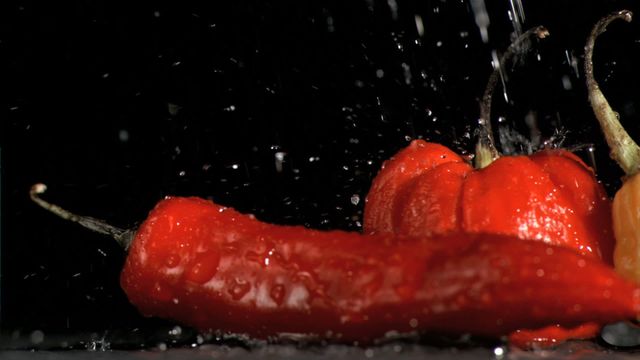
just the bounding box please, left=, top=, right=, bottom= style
left=612, top=176, right=640, bottom=282
left=508, top=323, right=601, bottom=349
left=364, top=140, right=614, bottom=263
left=120, top=196, right=639, bottom=342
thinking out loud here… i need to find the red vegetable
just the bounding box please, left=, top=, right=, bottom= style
left=364, top=140, right=613, bottom=261
left=508, top=323, right=601, bottom=349
left=30, top=184, right=639, bottom=344
left=363, top=27, right=615, bottom=347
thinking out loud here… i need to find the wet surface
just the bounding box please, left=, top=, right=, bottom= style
left=4, top=0, right=640, bottom=357
left=1, top=341, right=640, bottom=360
left=0, top=327, right=639, bottom=360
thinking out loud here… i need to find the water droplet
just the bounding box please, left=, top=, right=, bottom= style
left=508, top=0, right=526, bottom=36
left=166, top=103, right=180, bottom=116
left=157, top=342, right=167, bottom=351
left=185, top=253, right=220, bottom=284
left=224, top=105, right=236, bottom=112
left=165, top=254, right=180, bottom=268
left=401, top=63, right=412, bottom=85
left=270, top=284, right=286, bottom=305
left=178, top=170, right=186, bottom=177
left=30, top=330, right=44, bottom=345
left=387, top=0, right=398, bottom=20
left=153, top=10, right=161, bottom=17
left=229, top=279, right=251, bottom=300
left=326, top=15, right=335, bottom=32
left=364, top=348, right=375, bottom=358
left=275, top=151, right=286, bottom=173
left=470, top=0, right=490, bottom=43
left=350, top=194, right=360, bottom=205
left=414, top=15, right=424, bottom=37
left=118, top=129, right=129, bottom=142
left=169, top=326, right=182, bottom=336
left=562, top=75, right=573, bottom=90
left=577, top=259, right=586, bottom=268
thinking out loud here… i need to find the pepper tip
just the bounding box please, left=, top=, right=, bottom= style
left=30, top=183, right=48, bottom=197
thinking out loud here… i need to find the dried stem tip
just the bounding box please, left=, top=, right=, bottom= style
left=30, top=183, right=134, bottom=250
left=585, top=10, right=640, bottom=176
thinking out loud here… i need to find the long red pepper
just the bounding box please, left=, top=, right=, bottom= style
left=31, top=185, right=640, bottom=344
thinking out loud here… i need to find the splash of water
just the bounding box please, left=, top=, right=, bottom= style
left=508, top=0, right=526, bottom=37
left=470, top=0, right=490, bottom=43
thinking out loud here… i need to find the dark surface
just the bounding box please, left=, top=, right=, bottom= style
left=0, top=342, right=636, bottom=360
left=3, top=0, right=640, bottom=354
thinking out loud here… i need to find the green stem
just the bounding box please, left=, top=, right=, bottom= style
left=475, top=26, right=550, bottom=169
left=585, top=10, right=640, bottom=176
left=30, top=183, right=134, bottom=250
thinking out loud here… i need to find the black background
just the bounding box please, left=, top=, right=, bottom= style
left=2, top=0, right=640, bottom=346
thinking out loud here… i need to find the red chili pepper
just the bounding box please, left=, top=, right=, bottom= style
left=364, top=140, right=613, bottom=261
left=363, top=27, right=615, bottom=348
left=30, top=184, right=639, bottom=344
left=508, top=323, right=601, bottom=349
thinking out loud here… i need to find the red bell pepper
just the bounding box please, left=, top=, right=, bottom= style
left=30, top=184, right=639, bottom=344
left=364, top=140, right=614, bottom=262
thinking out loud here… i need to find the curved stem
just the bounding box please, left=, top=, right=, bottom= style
left=585, top=10, right=640, bottom=176
left=475, top=26, right=550, bottom=169
left=30, top=183, right=134, bottom=250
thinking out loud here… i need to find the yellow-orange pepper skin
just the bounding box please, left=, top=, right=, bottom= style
left=613, top=175, right=640, bottom=282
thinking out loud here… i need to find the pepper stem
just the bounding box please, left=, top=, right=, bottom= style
left=585, top=10, right=640, bottom=176
left=475, top=26, right=550, bottom=169
left=30, top=183, right=134, bottom=250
